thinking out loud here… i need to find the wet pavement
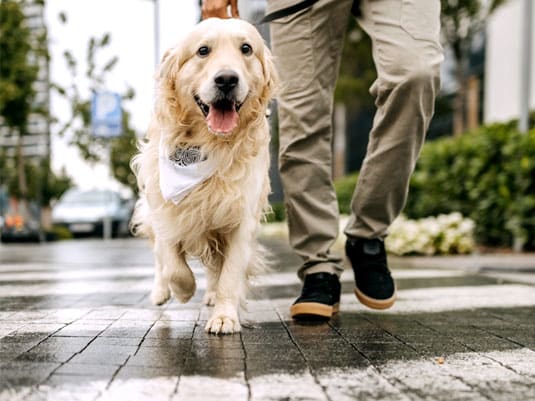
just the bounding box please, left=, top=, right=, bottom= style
left=0, top=237, right=534, bottom=401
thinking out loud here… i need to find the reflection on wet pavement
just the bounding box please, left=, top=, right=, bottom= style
left=0, top=238, right=534, bottom=400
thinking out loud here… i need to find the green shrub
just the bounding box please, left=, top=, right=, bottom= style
left=405, top=123, right=535, bottom=249
left=270, top=122, right=535, bottom=250
left=267, top=174, right=359, bottom=222
left=50, top=225, right=73, bottom=240
left=265, top=201, right=286, bottom=223
left=334, top=172, right=359, bottom=215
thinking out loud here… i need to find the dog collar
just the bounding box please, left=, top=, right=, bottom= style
left=158, top=136, right=216, bottom=205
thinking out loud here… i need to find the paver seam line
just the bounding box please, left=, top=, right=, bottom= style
left=486, top=332, right=528, bottom=350
left=97, top=311, right=170, bottom=396
left=132, top=319, right=159, bottom=355
left=10, top=322, right=68, bottom=359
left=472, top=317, right=528, bottom=349
left=16, top=320, right=72, bottom=356
left=327, top=320, right=418, bottom=400
left=16, top=320, right=114, bottom=401
left=452, top=367, right=535, bottom=400
left=333, top=313, right=510, bottom=400
left=239, top=329, right=252, bottom=401
left=480, top=308, right=530, bottom=326
left=169, top=304, right=202, bottom=401
left=468, top=346, right=535, bottom=384
left=414, top=319, right=535, bottom=386
left=380, top=376, right=429, bottom=401
left=410, top=319, right=503, bottom=401
left=39, top=321, right=115, bottom=382
left=481, top=310, right=534, bottom=349
left=103, top=355, right=132, bottom=392
left=357, top=315, right=420, bottom=353
left=274, top=309, right=333, bottom=401
left=14, top=323, right=68, bottom=401
left=241, top=291, right=270, bottom=401
left=345, top=319, right=459, bottom=401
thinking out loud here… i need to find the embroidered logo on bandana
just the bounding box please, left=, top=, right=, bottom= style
left=169, top=147, right=205, bottom=167
left=159, top=136, right=217, bottom=205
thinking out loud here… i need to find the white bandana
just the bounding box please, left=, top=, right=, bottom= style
left=158, top=136, right=217, bottom=205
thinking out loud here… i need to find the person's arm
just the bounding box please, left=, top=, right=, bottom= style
left=201, top=0, right=239, bottom=19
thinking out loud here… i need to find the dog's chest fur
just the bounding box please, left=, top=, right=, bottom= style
left=150, top=138, right=270, bottom=257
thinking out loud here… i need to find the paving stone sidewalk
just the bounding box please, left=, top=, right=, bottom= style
left=0, top=237, right=534, bottom=401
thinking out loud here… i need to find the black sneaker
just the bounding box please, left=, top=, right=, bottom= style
left=290, top=272, right=341, bottom=320
left=345, top=237, right=396, bottom=309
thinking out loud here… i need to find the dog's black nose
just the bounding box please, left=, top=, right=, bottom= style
left=214, top=70, right=239, bottom=93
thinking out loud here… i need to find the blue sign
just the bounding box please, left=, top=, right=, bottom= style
left=91, top=91, right=122, bottom=138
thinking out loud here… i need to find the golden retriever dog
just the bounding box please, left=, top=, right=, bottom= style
left=130, top=18, right=277, bottom=334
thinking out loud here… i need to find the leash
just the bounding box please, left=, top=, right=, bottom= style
left=258, top=0, right=361, bottom=24
left=259, top=0, right=319, bottom=23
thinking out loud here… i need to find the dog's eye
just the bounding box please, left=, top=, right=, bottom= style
left=197, top=46, right=210, bottom=57
left=240, top=43, right=253, bottom=56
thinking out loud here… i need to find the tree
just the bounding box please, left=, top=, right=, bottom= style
left=0, top=1, right=74, bottom=211
left=0, top=0, right=39, bottom=201
left=54, top=13, right=139, bottom=194
left=111, top=112, right=139, bottom=195
left=440, top=0, right=508, bottom=135
left=335, top=1, right=508, bottom=141
left=0, top=153, right=72, bottom=205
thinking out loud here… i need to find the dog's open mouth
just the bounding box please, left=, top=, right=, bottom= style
left=195, top=95, right=243, bottom=135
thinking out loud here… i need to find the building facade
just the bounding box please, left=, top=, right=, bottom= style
left=485, top=0, right=535, bottom=123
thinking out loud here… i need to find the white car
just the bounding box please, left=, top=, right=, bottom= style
left=52, top=189, right=133, bottom=238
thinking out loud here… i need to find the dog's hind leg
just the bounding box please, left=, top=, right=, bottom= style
left=150, top=242, right=171, bottom=305
left=159, top=240, right=196, bottom=304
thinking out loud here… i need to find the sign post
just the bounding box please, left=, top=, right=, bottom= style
left=91, top=91, right=122, bottom=138
left=91, top=91, right=122, bottom=240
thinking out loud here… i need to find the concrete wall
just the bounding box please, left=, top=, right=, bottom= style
left=484, top=0, right=535, bottom=123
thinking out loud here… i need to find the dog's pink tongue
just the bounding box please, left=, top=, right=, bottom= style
left=207, top=108, right=239, bottom=134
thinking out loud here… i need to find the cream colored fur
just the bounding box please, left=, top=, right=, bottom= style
left=130, top=18, right=277, bottom=334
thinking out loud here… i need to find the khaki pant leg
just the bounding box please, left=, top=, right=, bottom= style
left=344, top=0, right=444, bottom=239
left=270, top=0, right=352, bottom=278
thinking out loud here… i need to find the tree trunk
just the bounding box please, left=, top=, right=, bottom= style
left=16, top=129, right=28, bottom=200
left=333, top=103, right=347, bottom=180
left=466, top=75, right=480, bottom=131
left=453, top=69, right=466, bottom=136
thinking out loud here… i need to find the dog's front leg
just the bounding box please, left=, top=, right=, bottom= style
left=150, top=240, right=170, bottom=305
left=205, top=228, right=251, bottom=334
left=157, top=239, right=196, bottom=304
left=202, top=267, right=219, bottom=306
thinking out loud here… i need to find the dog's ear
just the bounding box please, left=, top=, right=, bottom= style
left=155, top=45, right=186, bottom=125
left=156, top=47, right=181, bottom=90
left=261, top=45, right=278, bottom=102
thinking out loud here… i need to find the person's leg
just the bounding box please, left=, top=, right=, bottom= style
left=270, top=0, right=352, bottom=279
left=270, top=0, right=352, bottom=319
left=345, top=0, right=443, bottom=309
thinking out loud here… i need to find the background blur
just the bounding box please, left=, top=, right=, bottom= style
left=0, top=0, right=533, bottom=252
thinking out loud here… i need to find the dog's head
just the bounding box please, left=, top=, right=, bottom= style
left=156, top=18, right=277, bottom=137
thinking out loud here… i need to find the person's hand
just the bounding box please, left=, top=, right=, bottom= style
left=201, top=0, right=239, bottom=19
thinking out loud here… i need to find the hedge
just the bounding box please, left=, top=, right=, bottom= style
left=405, top=122, right=535, bottom=249
left=273, top=122, right=535, bottom=250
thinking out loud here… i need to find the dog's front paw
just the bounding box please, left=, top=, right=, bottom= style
left=150, top=286, right=170, bottom=306
left=202, top=291, right=216, bottom=306
left=205, top=310, right=241, bottom=334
